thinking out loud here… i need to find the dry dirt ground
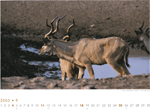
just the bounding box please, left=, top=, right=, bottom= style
left=2, top=74, right=150, bottom=89
left=1, top=1, right=149, bottom=41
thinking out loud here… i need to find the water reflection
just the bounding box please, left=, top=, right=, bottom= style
left=29, top=61, right=61, bottom=78
left=20, top=43, right=40, bottom=54
left=22, top=59, right=61, bottom=78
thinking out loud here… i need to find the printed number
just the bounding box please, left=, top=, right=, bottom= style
left=0, top=99, right=10, bottom=102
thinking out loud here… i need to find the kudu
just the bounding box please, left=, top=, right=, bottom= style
left=134, top=22, right=150, bottom=54
left=41, top=15, right=79, bottom=81
left=59, top=59, right=79, bottom=80
left=39, top=15, right=131, bottom=79
left=59, top=18, right=79, bottom=81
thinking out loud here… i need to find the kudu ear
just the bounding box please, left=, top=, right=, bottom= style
left=134, top=30, right=142, bottom=36
left=135, top=21, right=144, bottom=35
left=145, top=27, right=150, bottom=38
left=145, top=31, right=150, bottom=38
left=43, top=37, right=51, bottom=44
left=52, top=36, right=58, bottom=39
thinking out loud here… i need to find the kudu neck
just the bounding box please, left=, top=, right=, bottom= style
left=51, top=39, right=75, bottom=57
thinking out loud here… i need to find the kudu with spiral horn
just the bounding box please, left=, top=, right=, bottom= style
left=135, top=22, right=150, bottom=54
left=39, top=16, right=130, bottom=79
left=40, top=16, right=79, bottom=80
left=59, top=17, right=79, bottom=80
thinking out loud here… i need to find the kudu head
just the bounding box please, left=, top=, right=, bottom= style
left=134, top=22, right=150, bottom=41
left=39, top=15, right=75, bottom=55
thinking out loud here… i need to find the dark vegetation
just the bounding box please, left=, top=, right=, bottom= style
left=1, top=36, right=59, bottom=78
left=1, top=36, right=37, bottom=78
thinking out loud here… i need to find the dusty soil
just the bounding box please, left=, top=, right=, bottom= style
left=1, top=74, right=150, bottom=89
left=1, top=1, right=149, bottom=42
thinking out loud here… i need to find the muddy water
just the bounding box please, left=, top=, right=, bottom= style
left=20, top=43, right=150, bottom=79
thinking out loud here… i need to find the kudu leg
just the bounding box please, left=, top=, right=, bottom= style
left=85, top=65, right=95, bottom=79
left=117, top=58, right=131, bottom=75
left=78, top=67, right=85, bottom=79
left=106, top=60, right=123, bottom=76
left=61, top=72, right=66, bottom=81
left=121, top=63, right=131, bottom=75
left=74, top=73, right=78, bottom=79
left=66, top=71, right=73, bottom=80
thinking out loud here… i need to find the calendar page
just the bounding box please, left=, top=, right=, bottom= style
left=1, top=0, right=150, bottom=111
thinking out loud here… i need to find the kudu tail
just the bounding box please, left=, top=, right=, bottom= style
left=124, top=47, right=130, bottom=68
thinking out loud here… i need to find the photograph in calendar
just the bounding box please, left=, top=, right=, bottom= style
left=1, top=1, right=149, bottom=89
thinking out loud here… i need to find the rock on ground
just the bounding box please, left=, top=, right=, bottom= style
left=1, top=74, right=150, bottom=89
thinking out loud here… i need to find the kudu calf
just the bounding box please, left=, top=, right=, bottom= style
left=59, top=59, right=79, bottom=80
left=39, top=15, right=131, bottom=79
left=134, top=22, right=150, bottom=54
left=59, top=18, right=79, bottom=80
left=41, top=15, right=79, bottom=81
